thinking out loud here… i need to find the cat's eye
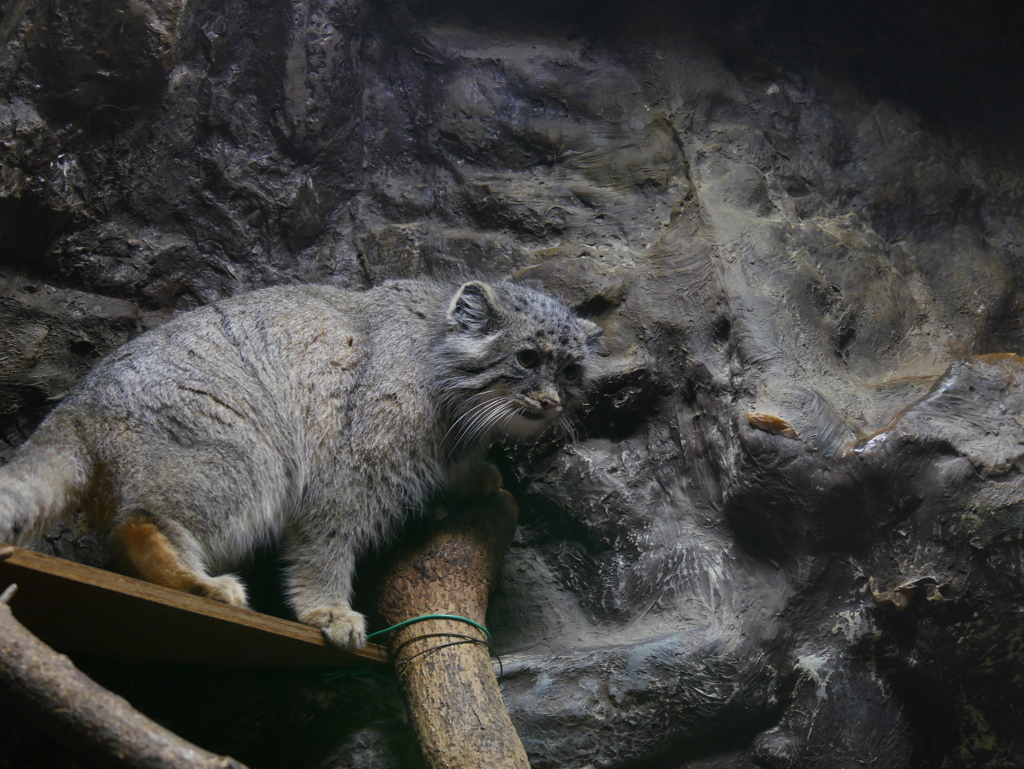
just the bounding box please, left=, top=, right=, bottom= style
left=516, top=349, right=540, bottom=368
left=563, top=363, right=582, bottom=381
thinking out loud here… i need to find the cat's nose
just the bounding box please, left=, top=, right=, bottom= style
left=539, top=396, right=560, bottom=411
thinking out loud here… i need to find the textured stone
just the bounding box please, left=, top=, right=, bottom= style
left=1, top=1, right=1024, bottom=767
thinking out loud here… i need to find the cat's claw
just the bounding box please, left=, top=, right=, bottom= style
left=300, top=606, right=367, bottom=648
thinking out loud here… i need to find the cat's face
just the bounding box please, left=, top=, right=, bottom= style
left=434, top=281, right=601, bottom=447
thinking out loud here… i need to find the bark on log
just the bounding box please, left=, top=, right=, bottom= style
left=0, top=559, right=250, bottom=769
left=376, top=490, right=529, bottom=769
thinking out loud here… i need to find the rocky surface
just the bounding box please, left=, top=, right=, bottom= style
left=2, top=1, right=1024, bottom=767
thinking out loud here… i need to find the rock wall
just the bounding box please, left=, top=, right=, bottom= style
left=2, top=1, right=1024, bottom=767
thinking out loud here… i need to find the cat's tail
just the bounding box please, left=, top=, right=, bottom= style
left=0, top=411, right=93, bottom=546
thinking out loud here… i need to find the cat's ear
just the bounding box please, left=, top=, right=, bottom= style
left=448, top=282, right=500, bottom=333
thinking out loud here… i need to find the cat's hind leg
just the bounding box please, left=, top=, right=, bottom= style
left=106, top=440, right=275, bottom=607
left=114, top=512, right=248, bottom=606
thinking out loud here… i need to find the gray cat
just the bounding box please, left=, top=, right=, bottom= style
left=0, top=279, right=600, bottom=647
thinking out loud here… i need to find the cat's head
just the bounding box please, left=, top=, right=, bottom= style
left=434, top=280, right=602, bottom=447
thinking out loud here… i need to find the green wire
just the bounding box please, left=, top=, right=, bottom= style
left=366, top=613, right=493, bottom=645
left=325, top=614, right=496, bottom=686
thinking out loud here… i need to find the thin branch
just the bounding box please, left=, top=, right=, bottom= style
left=0, top=594, right=250, bottom=769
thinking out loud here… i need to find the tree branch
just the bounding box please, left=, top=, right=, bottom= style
left=377, top=489, right=530, bottom=769
left=0, top=579, right=250, bottom=769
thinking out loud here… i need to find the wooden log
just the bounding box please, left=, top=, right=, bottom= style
left=376, top=490, right=530, bottom=769
left=0, top=573, right=249, bottom=769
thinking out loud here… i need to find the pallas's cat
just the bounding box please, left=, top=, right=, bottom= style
left=0, top=279, right=600, bottom=646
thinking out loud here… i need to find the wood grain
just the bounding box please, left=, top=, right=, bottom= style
left=377, top=490, right=529, bottom=769
left=0, top=546, right=387, bottom=667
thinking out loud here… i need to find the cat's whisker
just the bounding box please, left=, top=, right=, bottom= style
left=452, top=406, right=490, bottom=447
left=442, top=396, right=485, bottom=443
left=496, top=405, right=520, bottom=435
left=459, top=397, right=503, bottom=434
left=462, top=398, right=515, bottom=445
left=573, top=414, right=584, bottom=441
left=444, top=395, right=512, bottom=455
left=556, top=413, right=577, bottom=444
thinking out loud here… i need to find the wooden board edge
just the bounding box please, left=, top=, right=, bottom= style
left=0, top=545, right=389, bottom=665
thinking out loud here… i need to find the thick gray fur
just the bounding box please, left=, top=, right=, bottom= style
left=0, top=279, right=600, bottom=646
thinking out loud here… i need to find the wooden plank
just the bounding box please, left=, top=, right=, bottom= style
left=0, top=546, right=388, bottom=667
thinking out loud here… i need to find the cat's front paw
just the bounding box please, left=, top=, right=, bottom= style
left=300, top=605, right=367, bottom=648
left=446, top=459, right=502, bottom=499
